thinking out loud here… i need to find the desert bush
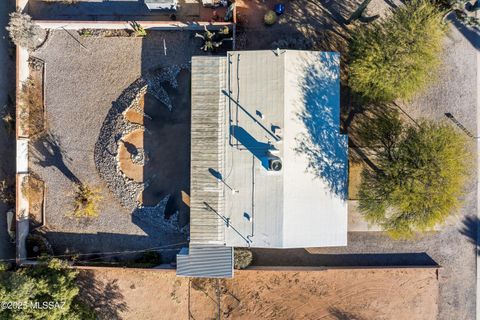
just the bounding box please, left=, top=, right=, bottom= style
left=0, top=258, right=96, bottom=319
left=234, top=248, right=253, bottom=269
left=72, top=184, right=102, bottom=219
left=17, top=77, right=44, bottom=138
left=130, top=21, right=147, bottom=37
left=0, top=180, right=14, bottom=205
left=349, top=0, right=447, bottom=102
left=21, top=174, right=43, bottom=201
left=2, top=112, right=15, bottom=133
left=6, top=11, right=45, bottom=51
left=1, top=103, right=15, bottom=134
left=195, top=25, right=232, bottom=52
left=78, top=29, right=93, bottom=37
left=358, top=112, right=473, bottom=238
left=264, top=10, right=277, bottom=25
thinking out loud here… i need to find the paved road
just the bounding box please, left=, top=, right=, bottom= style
left=0, top=0, right=16, bottom=262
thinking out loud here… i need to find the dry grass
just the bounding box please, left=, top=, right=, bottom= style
left=21, top=174, right=45, bottom=225
left=17, top=77, right=44, bottom=138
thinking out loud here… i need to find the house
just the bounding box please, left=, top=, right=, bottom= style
left=177, top=50, right=348, bottom=278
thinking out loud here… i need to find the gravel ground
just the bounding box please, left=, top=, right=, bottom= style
left=0, top=0, right=15, bottom=262
left=252, top=16, right=478, bottom=320
left=29, top=30, right=205, bottom=262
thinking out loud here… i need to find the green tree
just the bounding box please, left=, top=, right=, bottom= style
left=358, top=113, right=472, bottom=238
left=0, top=258, right=95, bottom=320
left=349, top=0, right=447, bottom=102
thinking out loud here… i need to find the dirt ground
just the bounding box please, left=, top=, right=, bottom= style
left=77, top=267, right=439, bottom=320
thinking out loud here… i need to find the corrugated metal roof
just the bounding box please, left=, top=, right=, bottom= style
left=176, top=246, right=233, bottom=278
left=189, top=56, right=227, bottom=245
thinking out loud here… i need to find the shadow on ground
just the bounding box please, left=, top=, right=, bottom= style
left=30, top=132, right=81, bottom=184
left=460, top=215, right=479, bottom=254
left=77, top=270, right=128, bottom=319
left=328, top=307, right=367, bottom=320
left=250, top=248, right=438, bottom=266
left=42, top=231, right=186, bottom=263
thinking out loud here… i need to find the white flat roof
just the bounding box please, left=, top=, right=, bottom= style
left=221, top=50, right=348, bottom=248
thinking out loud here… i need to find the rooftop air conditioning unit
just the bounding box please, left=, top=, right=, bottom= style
left=268, top=158, right=282, bottom=171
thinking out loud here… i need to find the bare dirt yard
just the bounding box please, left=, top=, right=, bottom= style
left=77, top=266, right=439, bottom=320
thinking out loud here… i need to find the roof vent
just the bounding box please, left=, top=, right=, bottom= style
left=268, top=158, right=282, bottom=171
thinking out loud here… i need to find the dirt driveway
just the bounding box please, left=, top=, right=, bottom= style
left=77, top=266, right=439, bottom=320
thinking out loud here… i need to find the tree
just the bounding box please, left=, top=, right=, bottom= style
left=358, top=113, right=472, bottom=238
left=6, top=11, right=46, bottom=51
left=349, top=0, right=447, bottom=102
left=0, top=258, right=95, bottom=319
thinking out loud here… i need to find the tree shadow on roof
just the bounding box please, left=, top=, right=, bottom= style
left=295, top=53, right=348, bottom=200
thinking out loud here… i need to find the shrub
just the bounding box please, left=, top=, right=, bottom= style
left=130, top=21, right=147, bottom=37
left=79, top=28, right=93, bottom=37
left=72, top=184, right=102, bottom=219
left=17, top=77, right=44, bottom=138
left=1, top=104, right=15, bottom=134
left=349, top=0, right=447, bottom=102
left=6, top=11, right=45, bottom=51
left=358, top=113, right=473, bottom=238
left=264, top=10, right=277, bottom=25
left=234, top=248, right=253, bottom=269
left=0, top=258, right=96, bottom=319
left=0, top=180, right=14, bottom=205
left=195, top=26, right=231, bottom=52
